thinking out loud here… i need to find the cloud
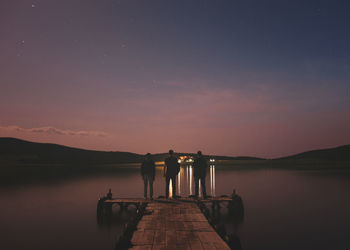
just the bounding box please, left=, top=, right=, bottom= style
left=0, top=125, right=107, bottom=137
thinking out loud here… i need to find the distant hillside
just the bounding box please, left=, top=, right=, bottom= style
left=2, top=137, right=348, bottom=166
left=276, top=145, right=350, bottom=161
left=0, top=137, right=264, bottom=165
left=0, top=137, right=143, bottom=165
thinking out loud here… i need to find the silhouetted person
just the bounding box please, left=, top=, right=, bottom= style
left=193, top=151, right=208, bottom=198
left=141, top=153, right=155, bottom=199
left=107, top=188, right=112, bottom=199
left=164, top=149, right=180, bottom=198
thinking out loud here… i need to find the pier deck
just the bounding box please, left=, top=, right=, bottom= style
left=128, top=198, right=231, bottom=249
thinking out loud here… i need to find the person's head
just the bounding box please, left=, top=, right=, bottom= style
left=146, top=153, right=151, bottom=159
left=169, top=149, right=174, bottom=156
left=197, top=151, right=202, bottom=157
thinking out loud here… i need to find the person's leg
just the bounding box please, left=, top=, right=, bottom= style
left=171, top=176, right=176, bottom=197
left=194, top=177, right=199, bottom=197
left=150, top=176, right=154, bottom=199
left=165, top=176, right=170, bottom=198
left=143, top=175, right=148, bottom=198
left=201, top=177, right=207, bottom=198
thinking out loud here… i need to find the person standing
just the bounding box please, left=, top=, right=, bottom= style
left=193, top=151, right=208, bottom=198
left=164, top=149, right=180, bottom=199
left=141, top=153, right=155, bottom=200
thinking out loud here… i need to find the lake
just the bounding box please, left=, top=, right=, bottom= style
left=0, top=166, right=349, bottom=250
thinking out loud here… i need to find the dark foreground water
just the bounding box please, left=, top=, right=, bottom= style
left=0, top=166, right=349, bottom=250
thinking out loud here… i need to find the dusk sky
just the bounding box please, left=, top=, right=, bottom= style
left=1, top=0, right=350, bottom=157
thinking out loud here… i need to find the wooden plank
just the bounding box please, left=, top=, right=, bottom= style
left=152, top=245, right=166, bottom=250
left=153, top=230, right=166, bottom=245
left=176, top=243, right=192, bottom=250
left=189, top=239, right=204, bottom=250
left=130, top=245, right=153, bottom=250
left=129, top=199, right=230, bottom=250
left=191, top=221, right=214, bottom=232
left=131, top=230, right=155, bottom=245
left=166, top=230, right=177, bottom=247
left=165, top=245, right=177, bottom=250
left=201, top=243, right=219, bottom=250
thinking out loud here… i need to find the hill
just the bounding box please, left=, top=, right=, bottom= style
left=0, top=137, right=143, bottom=165
left=276, top=145, right=350, bottom=162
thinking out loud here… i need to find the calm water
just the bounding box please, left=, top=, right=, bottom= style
left=0, top=166, right=349, bottom=250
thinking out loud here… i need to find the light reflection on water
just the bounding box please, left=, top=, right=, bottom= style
left=171, top=165, right=216, bottom=198
left=210, top=165, right=216, bottom=197
left=189, top=166, right=192, bottom=195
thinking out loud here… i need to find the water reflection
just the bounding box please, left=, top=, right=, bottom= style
left=175, top=165, right=216, bottom=197
left=178, top=171, right=181, bottom=194
left=2, top=168, right=349, bottom=250
left=210, top=165, right=216, bottom=197
left=189, top=165, right=193, bottom=195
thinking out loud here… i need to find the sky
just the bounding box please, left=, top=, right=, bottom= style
left=1, top=0, right=350, bottom=158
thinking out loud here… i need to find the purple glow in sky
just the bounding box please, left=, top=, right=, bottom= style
left=1, top=0, right=350, bottom=157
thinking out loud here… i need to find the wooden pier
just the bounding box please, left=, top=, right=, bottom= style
left=101, top=197, right=238, bottom=249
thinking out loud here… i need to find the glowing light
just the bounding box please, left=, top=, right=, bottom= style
left=210, top=165, right=216, bottom=197
left=189, top=165, right=193, bottom=195
left=178, top=170, right=181, bottom=195
left=186, top=166, right=189, bottom=194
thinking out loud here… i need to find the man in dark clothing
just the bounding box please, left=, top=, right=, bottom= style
left=141, top=153, right=155, bottom=199
left=193, top=151, right=208, bottom=198
left=164, top=149, right=180, bottom=199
